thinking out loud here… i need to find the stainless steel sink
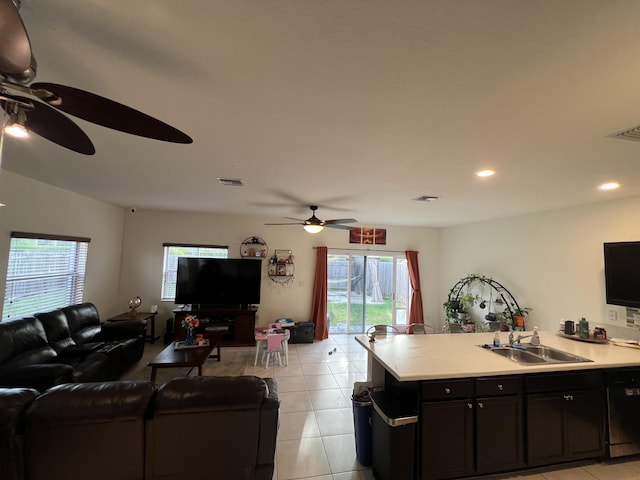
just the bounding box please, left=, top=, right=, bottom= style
left=519, top=345, right=591, bottom=363
left=481, top=344, right=592, bottom=365
left=490, top=347, right=547, bottom=364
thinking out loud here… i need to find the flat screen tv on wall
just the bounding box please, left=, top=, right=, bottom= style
left=604, top=241, right=640, bottom=309
left=175, top=257, right=262, bottom=308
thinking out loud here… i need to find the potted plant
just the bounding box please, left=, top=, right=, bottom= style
left=512, top=307, right=531, bottom=329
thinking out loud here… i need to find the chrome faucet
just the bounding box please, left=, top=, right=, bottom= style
left=515, top=328, right=540, bottom=346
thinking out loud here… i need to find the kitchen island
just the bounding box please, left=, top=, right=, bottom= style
left=356, top=330, right=640, bottom=480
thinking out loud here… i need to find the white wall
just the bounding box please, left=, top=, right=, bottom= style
left=118, top=208, right=441, bottom=329
left=0, top=171, right=125, bottom=318
left=6, top=168, right=638, bottom=341
left=439, top=195, right=640, bottom=339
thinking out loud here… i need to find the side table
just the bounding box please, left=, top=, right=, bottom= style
left=107, top=311, right=159, bottom=344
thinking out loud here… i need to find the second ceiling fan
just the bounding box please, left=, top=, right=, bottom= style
left=265, top=205, right=357, bottom=233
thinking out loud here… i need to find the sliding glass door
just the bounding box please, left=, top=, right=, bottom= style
left=327, top=252, right=410, bottom=334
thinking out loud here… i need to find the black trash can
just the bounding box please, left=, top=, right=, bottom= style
left=370, top=390, right=418, bottom=480
left=352, top=389, right=373, bottom=467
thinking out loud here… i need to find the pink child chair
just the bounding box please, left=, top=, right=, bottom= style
left=263, top=333, right=285, bottom=368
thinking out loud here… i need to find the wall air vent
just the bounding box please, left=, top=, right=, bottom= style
left=610, top=125, right=640, bottom=142
left=217, top=178, right=244, bottom=186
left=414, top=195, right=439, bottom=202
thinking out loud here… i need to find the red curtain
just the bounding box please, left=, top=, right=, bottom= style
left=310, top=246, right=329, bottom=340
left=406, top=250, right=424, bottom=325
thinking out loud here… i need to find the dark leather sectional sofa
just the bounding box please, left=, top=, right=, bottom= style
left=0, top=302, right=146, bottom=390
left=0, top=376, right=279, bottom=480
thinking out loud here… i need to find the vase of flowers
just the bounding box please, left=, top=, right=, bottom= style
left=181, top=315, right=199, bottom=345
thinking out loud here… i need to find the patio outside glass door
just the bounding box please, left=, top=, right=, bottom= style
left=327, top=252, right=410, bottom=334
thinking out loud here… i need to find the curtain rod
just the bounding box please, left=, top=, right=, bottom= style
left=312, top=246, right=407, bottom=254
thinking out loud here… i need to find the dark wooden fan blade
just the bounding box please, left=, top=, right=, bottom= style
left=264, top=222, right=303, bottom=226
left=0, top=0, right=31, bottom=74
left=326, top=224, right=357, bottom=231
left=324, top=218, right=357, bottom=225
left=1, top=96, right=95, bottom=155
left=30, top=82, right=193, bottom=144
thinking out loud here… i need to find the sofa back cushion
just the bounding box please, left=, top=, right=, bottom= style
left=34, top=310, right=77, bottom=354
left=61, top=303, right=101, bottom=344
left=24, top=381, right=155, bottom=480
left=0, top=317, right=57, bottom=366
left=148, top=376, right=268, bottom=479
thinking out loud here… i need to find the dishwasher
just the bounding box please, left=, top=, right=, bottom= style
left=606, top=368, right=640, bottom=458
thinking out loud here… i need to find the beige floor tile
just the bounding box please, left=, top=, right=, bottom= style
left=276, top=437, right=331, bottom=480
left=309, top=388, right=351, bottom=410
left=278, top=390, right=314, bottom=413
left=540, top=465, right=602, bottom=480
left=301, top=362, right=333, bottom=375
left=314, top=408, right=355, bottom=436
left=332, top=470, right=373, bottom=480
left=299, top=352, right=327, bottom=363
left=305, top=374, right=341, bottom=391
left=272, top=364, right=305, bottom=377
left=321, top=433, right=367, bottom=474
left=278, top=411, right=321, bottom=440
left=583, top=462, right=640, bottom=480
left=333, top=372, right=367, bottom=389
left=273, top=375, right=308, bottom=392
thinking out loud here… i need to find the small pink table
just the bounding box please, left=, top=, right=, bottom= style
left=254, top=328, right=290, bottom=366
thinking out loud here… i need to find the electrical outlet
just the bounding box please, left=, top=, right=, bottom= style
left=608, top=309, right=617, bottom=322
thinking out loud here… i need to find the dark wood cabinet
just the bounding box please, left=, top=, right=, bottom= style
left=421, top=398, right=474, bottom=480
left=476, top=394, right=524, bottom=473
left=173, top=307, right=257, bottom=347
left=420, top=376, right=524, bottom=480
left=526, top=372, right=604, bottom=467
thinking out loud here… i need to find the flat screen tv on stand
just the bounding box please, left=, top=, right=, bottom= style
left=175, top=257, right=262, bottom=310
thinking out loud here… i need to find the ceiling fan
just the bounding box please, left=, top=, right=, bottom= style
left=265, top=205, right=357, bottom=233
left=0, top=0, right=192, bottom=155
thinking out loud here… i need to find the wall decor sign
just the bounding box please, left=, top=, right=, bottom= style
left=349, top=228, right=387, bottom=245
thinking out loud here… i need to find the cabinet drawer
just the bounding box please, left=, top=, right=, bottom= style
left=525, top=371, right=603, bottom=393
left=476, top=376, right=522, bottom=396
left=421, top=379, right=473, bottom=400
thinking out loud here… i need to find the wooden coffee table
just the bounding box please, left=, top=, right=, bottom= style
left=148, top=341, right=214, bottom=382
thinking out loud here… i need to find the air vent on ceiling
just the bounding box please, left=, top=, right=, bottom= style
left=217, top=178, right=244, bottom=186
left=610, top=125, right=640, bottom=142
left=414, top=195, right=439, bottom=202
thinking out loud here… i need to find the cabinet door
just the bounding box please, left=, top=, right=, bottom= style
left=421, top=399, right=474, bottom=480
left=476, top=395, right=524, bottom=474
left=566, top=389, right=604, bottom=460
left=526, top=393, right=565, bottom=466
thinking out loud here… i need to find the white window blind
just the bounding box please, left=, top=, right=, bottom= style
left=161, top=244, right=228, bottom=301
left=2, top=232, right=90, bottom=321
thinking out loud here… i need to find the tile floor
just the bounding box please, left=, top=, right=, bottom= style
left=128, top=335, right=640, bottom=480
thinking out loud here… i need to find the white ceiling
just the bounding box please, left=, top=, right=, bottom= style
left=3, top=0, right=640, bottom=227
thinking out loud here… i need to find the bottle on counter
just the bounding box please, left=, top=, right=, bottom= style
left=578, top=317, right=590, bottom=339
left=493, top=331, right=501, bottom=348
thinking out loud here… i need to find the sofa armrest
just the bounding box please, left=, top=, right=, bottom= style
left=95, top=320, right=146, bottom=341
left=0, top=364, right=74, bottom=391
left=0, top=387, right=40, bottom=480
left=256, top=377, right=280, bottom=478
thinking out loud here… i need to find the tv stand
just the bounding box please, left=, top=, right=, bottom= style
left=173, top=306, right=257, bottom=347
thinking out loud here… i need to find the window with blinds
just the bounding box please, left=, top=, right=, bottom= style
left=2, top=233, right=90, bottom=321
left=161, top=243, right=228, bottom=301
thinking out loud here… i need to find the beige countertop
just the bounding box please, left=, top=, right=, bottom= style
left=355, top=330, right=640, bottom=382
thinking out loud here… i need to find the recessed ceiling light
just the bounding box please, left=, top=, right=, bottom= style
left=476, top=169, right=495, bottom=178
left=599, top=182, right=620, bottom=191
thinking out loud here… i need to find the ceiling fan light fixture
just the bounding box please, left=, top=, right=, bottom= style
left=304, top=224, right=324, bottom=233
left=3, top=104, right=28, bottom=138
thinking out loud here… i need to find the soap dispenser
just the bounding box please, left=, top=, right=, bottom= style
left=493, top=331, right=501, bottom=347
